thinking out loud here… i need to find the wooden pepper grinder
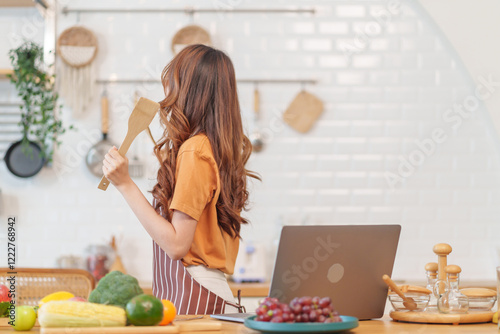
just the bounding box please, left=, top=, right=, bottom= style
left=433, top=243, right=452, bottom=294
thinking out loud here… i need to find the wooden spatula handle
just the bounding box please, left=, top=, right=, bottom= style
left=97, top=175, right=111, bottom=191
left=97, top=132, right=135, bottom=191
left=382, top=275, right=406, bottom=299
left=101, top=92, right=109, bottom=135
left=254, top=86, right=260, bottom=116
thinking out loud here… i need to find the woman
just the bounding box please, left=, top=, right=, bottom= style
left=102, top=44, right=259, bottom=314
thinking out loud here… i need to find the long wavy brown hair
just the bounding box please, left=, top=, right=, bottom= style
left=151, top=44, right=259, bottom=238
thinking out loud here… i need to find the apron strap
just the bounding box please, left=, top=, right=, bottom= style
left=224, top=289, right=246, bottom=313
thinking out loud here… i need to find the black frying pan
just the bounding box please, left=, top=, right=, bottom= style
left=4, top=140, right=45, bottom=178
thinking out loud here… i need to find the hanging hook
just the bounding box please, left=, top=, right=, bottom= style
left=253, top=80, right=259, bottom=92
left=300, top=80, right=306, bottom=92
left=186, top=6, right=195, bottom=23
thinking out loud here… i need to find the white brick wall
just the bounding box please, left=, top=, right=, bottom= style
left=1, top=0, right=500, bottom=285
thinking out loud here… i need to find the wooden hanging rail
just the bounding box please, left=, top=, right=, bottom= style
left=96, top=78, right=317, bottom=85
left=0, top=69, right=13, bottom=80
left=62, top=7, right=315, bottom=15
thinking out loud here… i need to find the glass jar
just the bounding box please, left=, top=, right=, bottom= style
left=86, top=244, right=114, bottom=281
left=425, top=262, right=438, bottom=309
left=437, top=265, right=469, bottom=314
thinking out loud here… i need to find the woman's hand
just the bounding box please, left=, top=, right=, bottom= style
left=102, top=146, right=132, bottom=190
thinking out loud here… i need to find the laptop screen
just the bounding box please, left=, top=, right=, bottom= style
left=268, top=225, right=401, bottom=320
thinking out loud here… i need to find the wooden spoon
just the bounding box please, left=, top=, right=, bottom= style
left=98, top=97, right=160, bottom=191
left=382, top=274, right=417, bottom=311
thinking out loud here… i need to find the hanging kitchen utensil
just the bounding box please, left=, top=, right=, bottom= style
left=109, top=235, right=126, bottom=274
left=4, top=140, right=45, bottom=178
left=57, top=26, right=98, bottom=115
left=98, top=97, right=159, bottom=191
left=283, top=89, right=324, bottom=133
left=171, top=24, right=212, bottom=55
left=128, top=91, right=145, bottom=178
left=249, top=85, right=264, bottom=152
left=86, top=89, right=115, bottom=178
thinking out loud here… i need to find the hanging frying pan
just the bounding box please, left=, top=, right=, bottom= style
left=249, top=86, right=264, bottom=152
left=85, top=89, right=115, bottom=177
left=4, top=140, right=45, bottom=178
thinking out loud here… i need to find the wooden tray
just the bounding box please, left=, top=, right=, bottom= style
left=390, top=310, right=494, bottom=325
left=0, top=318, right=40, bottom=327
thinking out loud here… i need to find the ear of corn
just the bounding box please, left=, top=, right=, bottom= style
left=38, top=301, right=126, bottom=327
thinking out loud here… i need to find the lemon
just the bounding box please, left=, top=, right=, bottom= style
left=39, top=291, right=74, bottom=307
left=493, top=311, right=498, bottom=324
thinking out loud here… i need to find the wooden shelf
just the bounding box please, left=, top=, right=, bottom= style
left=0, top=0, right=34, bottom=6
left=0, top=69, right=13, bottom=80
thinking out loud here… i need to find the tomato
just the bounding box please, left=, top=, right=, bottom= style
left=11, top=306, right=37, bottom=331
left=158, top=299, right=176, bottom=326
left=0, top=284, right=11, bottom=302
left=126, top=294, right=164, bottom=326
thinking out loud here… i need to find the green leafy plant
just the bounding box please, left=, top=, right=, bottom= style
left=7, top=41, right=70, bottom=163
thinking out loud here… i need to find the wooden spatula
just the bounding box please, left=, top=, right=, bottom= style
left=382, top=274, right=417, bottom=311
left=98, top=97, right=160, bottom=191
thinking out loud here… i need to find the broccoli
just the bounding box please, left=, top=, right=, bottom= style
left=88, top=271, right=144, bottom=309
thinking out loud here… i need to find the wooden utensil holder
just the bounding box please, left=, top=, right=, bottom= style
left=389, top=243, right=496, bottom=325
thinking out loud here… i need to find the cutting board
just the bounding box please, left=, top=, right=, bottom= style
left=390, top=310, right=494, bottom=325
left=283, top=90, right=324, bottom=133
left=0, top=318, right=40, bottom=327
left=40, top=321, right=221, bottom=333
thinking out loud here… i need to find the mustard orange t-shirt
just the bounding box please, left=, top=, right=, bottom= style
left=169, top=134, right=239, bottom=275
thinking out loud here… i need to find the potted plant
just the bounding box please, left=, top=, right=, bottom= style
left=5, top=41, right=70, bottom=177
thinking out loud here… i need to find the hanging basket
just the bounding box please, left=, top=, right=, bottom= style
left=171, top=24, right=212, bottom=55
left=56, top=26, right=98, bottom=115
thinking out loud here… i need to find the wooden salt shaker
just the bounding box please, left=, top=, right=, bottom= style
left=433, top=243, right=452, bottom=294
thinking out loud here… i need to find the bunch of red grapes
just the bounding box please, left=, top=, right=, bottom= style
left=255, top=296, right=342, bottom=323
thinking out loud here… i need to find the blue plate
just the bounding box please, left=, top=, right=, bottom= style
left=244, top=315, right=359, bottom=333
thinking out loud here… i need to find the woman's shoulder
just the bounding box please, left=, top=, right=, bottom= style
left=178, top=134, right=214, bottom=160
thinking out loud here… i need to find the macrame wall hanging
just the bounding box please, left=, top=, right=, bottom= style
left=57, top=26, right=98, bottom=115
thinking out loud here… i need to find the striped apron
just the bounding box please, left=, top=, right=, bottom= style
left=152, top=241, right=245, bottom=315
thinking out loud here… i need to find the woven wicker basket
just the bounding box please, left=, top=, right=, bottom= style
left=0, top=268, right=95, bottom=306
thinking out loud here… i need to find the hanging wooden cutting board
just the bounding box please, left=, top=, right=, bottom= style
left=283, top=90, right=324, bottom=133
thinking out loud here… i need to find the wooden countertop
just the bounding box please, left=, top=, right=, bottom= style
left=0, top=315, right=496, bottom=333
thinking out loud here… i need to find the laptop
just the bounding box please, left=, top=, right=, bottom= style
left=212, top=224, right=401, bottom=322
